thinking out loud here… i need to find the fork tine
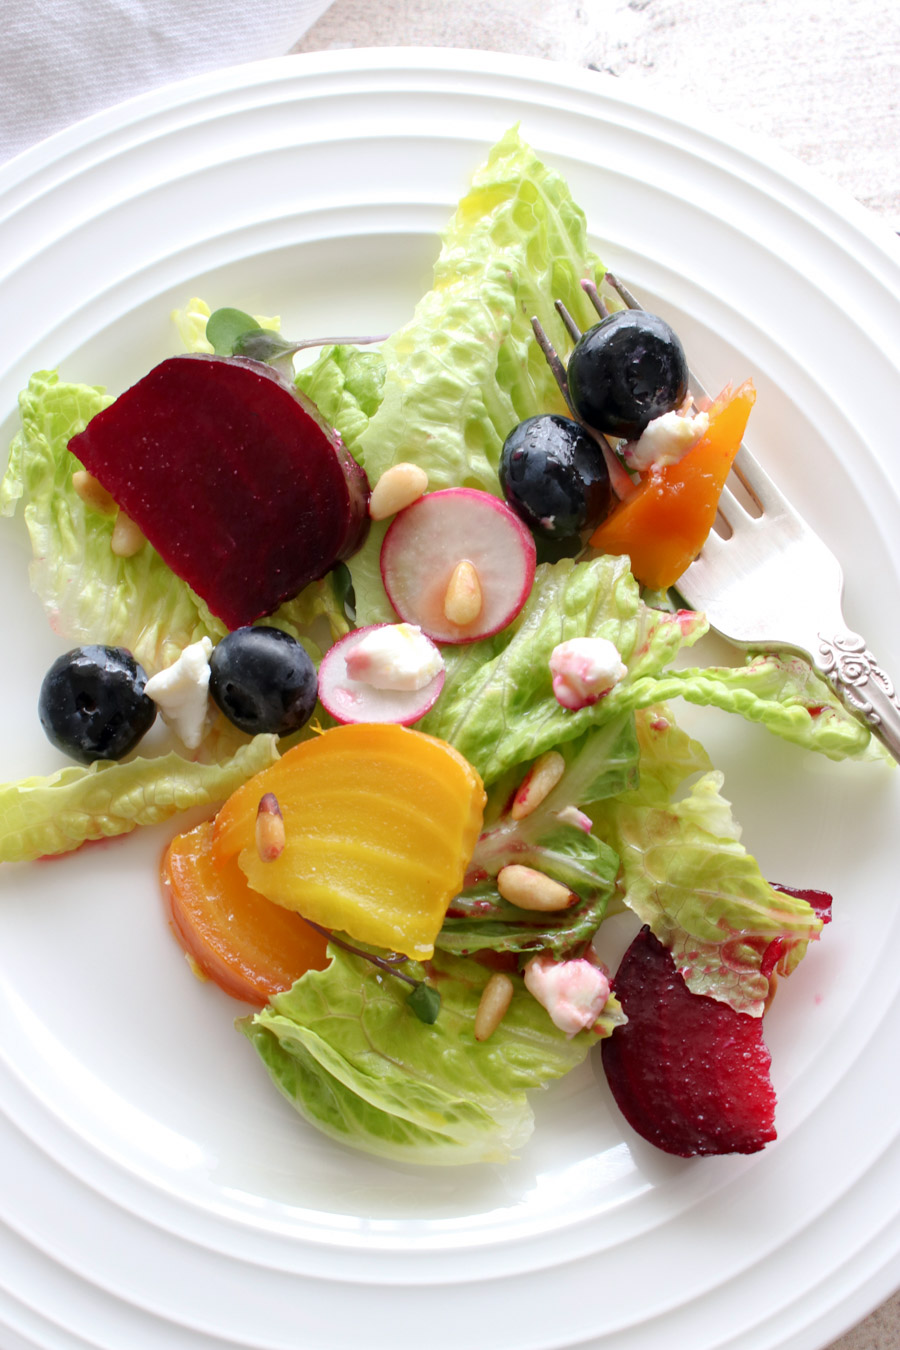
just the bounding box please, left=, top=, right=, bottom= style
left=580, top=277, right=610, bottom=319
left=712, top=483, right=744, bottom=531
left=554, top=300, right=582, bottom=343
left=731, top=447, right=789, bottom=517
left=605, top=272, right=794, bottom=519
left=603, top=273, right=640, bottom=309
left=530, top=316, right=575, bottom=413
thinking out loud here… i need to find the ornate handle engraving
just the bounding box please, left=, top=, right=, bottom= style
left=817, top=630, right=900, bottom=763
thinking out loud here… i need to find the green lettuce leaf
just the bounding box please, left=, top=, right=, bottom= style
left=0, top=734, right=280, bottom=863
left=269, top=576, right=351, bottom=649
left=590, top=711, right=824, bottom=1016
left=243, top=945, right=621, bottom=1165
left=345, top=125, right=610, bottom=624
left=437, top=873, right=611, bottom=960
left=295, top=344, right=385, bottom=459
left=654, top=651, right=877, bottom=760
left=419, top=545, right=872, bottom=778
left=421, top=554, right=707, bottom=783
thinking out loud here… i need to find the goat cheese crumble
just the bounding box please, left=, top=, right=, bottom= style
left=524, top=951, right=612, bottom=1038
left=343, top=623, right=444, bottom=692
left=144, top=637, right=213, bottom=749
left=549, top=637, right=627, bottom=710
left=623, top=408, right=710, bottom=472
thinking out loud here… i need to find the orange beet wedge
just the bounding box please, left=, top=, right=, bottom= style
left=213, top=723, right=486, bottom=960
left=162, top=819, right=330, bottom=1005
left=589, top=380, right=756, bottom=590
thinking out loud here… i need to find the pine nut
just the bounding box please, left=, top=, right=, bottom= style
left=511, top=750, right=566, bottom=820
left=111, top=510, right=146, bottom=557
left=72, top=469, right=117, bottom=515
left=256, top=792, right=285, bottom=861
left=474, top=972, right=514, bottom=1041
left=497, top=864, right=576, bottom=912
left=369, top=462, right=428, bottom=520
left=443, top=559, right=482, bottom=626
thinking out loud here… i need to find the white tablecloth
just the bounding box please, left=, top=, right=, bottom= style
left=3, top=0, right=334, bottom=163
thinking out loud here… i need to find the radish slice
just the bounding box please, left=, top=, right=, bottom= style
left=380, top=488, right=537, bottom=644
left=318, top=625, right=445, bottom=725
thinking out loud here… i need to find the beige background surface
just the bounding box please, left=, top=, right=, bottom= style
left=295, top=4, right=900, bottom=1349
left=296, top=0, right=900, bottom=229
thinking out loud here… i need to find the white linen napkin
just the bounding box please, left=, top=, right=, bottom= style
left=3, top=0, right=335, bottom=164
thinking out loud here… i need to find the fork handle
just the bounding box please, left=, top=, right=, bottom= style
left=817, top=630, right=900, bottom=764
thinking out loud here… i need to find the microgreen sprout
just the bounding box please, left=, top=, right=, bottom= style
left=205, top=307, right=388, bottom=379
left=205, top=308, right=261, bottom=356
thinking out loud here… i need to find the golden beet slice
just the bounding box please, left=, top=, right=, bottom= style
left=213, top=723, right=486, bottom=959
left=162, top=818, right=330, bottom=1005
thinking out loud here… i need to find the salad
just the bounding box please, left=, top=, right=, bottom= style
left=0, top=128, right=882, bottom=1167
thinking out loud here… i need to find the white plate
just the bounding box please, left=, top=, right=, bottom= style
left=1, top=48, right=900, bottom=1350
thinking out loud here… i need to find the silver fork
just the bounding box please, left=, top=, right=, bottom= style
left=536, top=276, right=900, bottom=763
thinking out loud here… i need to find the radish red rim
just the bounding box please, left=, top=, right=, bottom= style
left=318, top=624, right=446, bottom=725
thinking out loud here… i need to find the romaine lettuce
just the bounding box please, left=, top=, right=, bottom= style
left=344, top=125, right=609, bottom=625
left=243, top=945, right=623, bottom=1165
left=437, top=867, right=612, bottom=961
left=421, top=553, right=707, bottom=782
left=657, top=651, right=876, bottom=760
left=590, top=711, right=825, bottom=1016
left=0, top=733, right=280, bottom=863
left=422, top=552, right=873, bottom=777
left=295, top=343, right=385, bottom=457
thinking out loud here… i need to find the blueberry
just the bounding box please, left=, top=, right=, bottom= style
left=566, top=309, right=689, bottom=441
left=499, top=414, right=612, bottom=540
left=209, top=627, right=318, bottom=737
left=39, top=645, right=156, bottom=764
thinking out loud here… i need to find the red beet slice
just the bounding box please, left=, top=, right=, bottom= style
left=68, top=355, right=370, bottom=630
left=601, top=926, right=776, bottom=1157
